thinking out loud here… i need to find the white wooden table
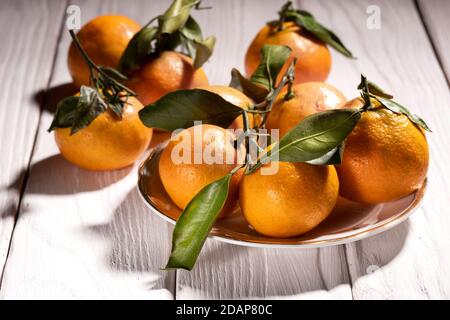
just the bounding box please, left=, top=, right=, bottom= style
left=1, top=0, right=449, bottom=300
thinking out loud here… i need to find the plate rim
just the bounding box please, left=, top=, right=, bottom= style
left=137, top=148, right=427, bottom=249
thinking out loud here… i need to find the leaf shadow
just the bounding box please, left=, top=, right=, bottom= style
left=176, top=219, right=409, bottom=299
left=34, top=83, right=78, bottom=114
left=86, top=188, right=174, bottom=291
left=4, top=154, right=131, bottom=198
left=83, top=178, right=410, bottom=298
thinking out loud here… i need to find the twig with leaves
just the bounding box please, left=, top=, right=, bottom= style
left=117, top=0, right=216, bottom=76
left=49, top=30, right=136, bottom=135
left=272, top=1, right=355, bottom=58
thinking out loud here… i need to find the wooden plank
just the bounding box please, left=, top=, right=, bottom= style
left=0, top=0, right=66, bottom=282
left=299, top=0, right=450, bottom=299
left=417, top=0, right=450, bottom=84
left=175, top=0, right=352, bottom=300
left=0, top=0, right=176, bottom=299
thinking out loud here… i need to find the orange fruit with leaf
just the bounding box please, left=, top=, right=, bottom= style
left=117, top=1, right=214, bottom=106
left=158, top=124, right=244, bottom=217
left=68, top=15, right=141, bottom=87
left=198, top=85, right=254, bottom=130
left=246, top=22, right=332, bottom=84
left=336, top=79, right=429, bottom=203
left=54, top=94, right=152, bottom=171
left=245, top=2, right=354, bottom=84
left=50, top=30, right=152, bottom=171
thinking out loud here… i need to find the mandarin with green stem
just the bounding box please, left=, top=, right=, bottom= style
left=246, top=22, right=332, bottom=84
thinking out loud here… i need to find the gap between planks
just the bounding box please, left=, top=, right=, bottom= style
left=414, top=0, right=450, bottom=88
left=298, top=0, right=357, bottom=301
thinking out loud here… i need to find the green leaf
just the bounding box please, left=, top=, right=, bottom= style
left=107, top=101, right=123, bottom=119
left=117, top=2, right=214, bottom=74
left=100, top=89, right=126, bottom=119
left=179, top=15, right=203, bottom=42
left=305, top=142, right=345, bottom=165
left=160, top=0, right=200, bottom=35
left=357, top=76, right=393, bottom=99
left=99, top=66, right=129, bottom=81
left=261, top=109, right=361, bottom=164
left=230, top=68, right=268, bottom=102
left=165, top=173, right=232, bottom=270
left=48, top=87, right=112, bottom=134
left=117, top=26, right=158, bottom=75
left=161, top=30, right=185, bottom=52
left=71, top=86, right=107, bottom=135
left=283, top=10, right=354, bottom=58
left=48, top=96, right=79, bottom=131
left=357, top=75, right=431, bottom=132
left=191, top=36, right=215, bottom=69
left=179, top=16, right=216, bottom=69
left=249, top=44, right=292, bottom=90
left=373, top=96, right=432, bottom=132
left=139, top=89, right=243, bottom=131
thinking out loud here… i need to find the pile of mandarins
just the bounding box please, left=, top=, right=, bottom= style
left=50, top=1, right=429, bottom=269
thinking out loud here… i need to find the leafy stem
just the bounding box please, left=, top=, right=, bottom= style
left=358, top=74, right=372, bottom=111
left=49, top=31, right=136, bottom=134
left=275, top=1, right=293, bottom=32
left=117, top=0, right=215, bottom=75
left=69, top=30, right=97, bottom=81
left=357, top=75, right=431, bottom=132
left=283, top=64, right=295, bottom=100
left=256, top=58, right=296, bottom=130
left=69, top=30, right=135, bottom=97
left=193, top=1, right=211, bottom=10
left=233, top=58, right=297, bottom=174
left=242, top=109, right=251, bottom=148
left=275, top=1, right=354, bottom=58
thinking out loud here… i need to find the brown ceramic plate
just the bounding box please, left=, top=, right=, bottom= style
left=137, top=144, right=427, bottom=248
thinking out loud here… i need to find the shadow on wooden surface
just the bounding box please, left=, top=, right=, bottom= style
left=85, top=191, right=409, bottom=299
left=86, top=187, right=174, bottom=291
left=5, top=154, right=131, bottom=197
left=176, top=220, right=409, bottom=299
left=34, top=83, right=78, bottom=114
left=347, top=219, right=411, bottom=278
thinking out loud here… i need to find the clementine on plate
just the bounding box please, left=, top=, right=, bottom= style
left=266, top=82, right=346, bottom=138
left=336, top=98, right=429, bottom=203
left=159, top=124, right=244, bottom=217
left=240, top=162, right=339, bottom=238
